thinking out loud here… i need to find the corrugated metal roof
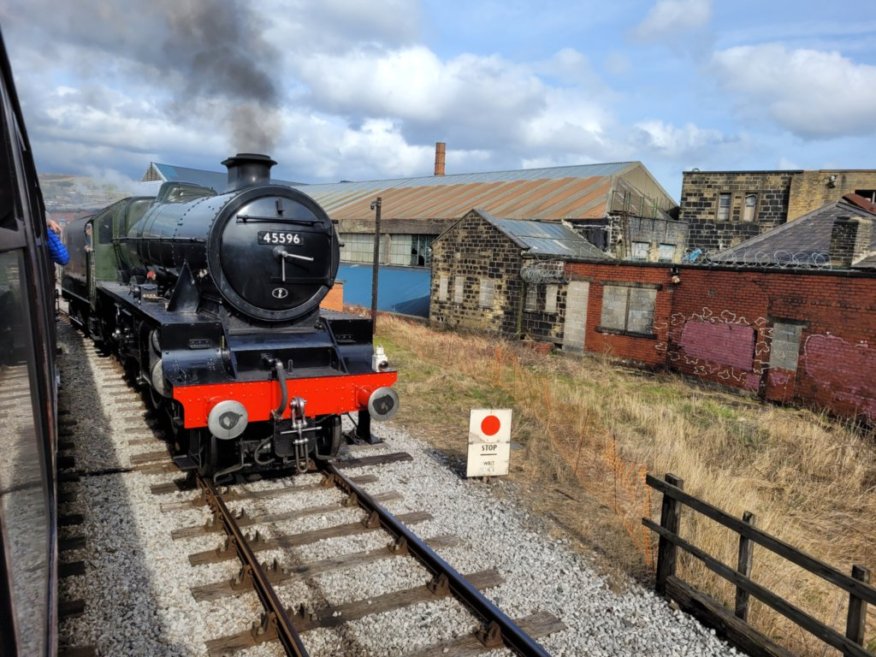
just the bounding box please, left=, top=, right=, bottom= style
left=478, top=209, right=611, bottom=260
left=295, top=163, right=635, bottom=220
left=147, top=160, right=644, bottom=221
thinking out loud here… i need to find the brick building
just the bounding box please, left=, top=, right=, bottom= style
left=680, top=168, right=876, bottom=257
left=429, top=209, right=610, bottom=343
left=561, top=259, right=875, bottom=423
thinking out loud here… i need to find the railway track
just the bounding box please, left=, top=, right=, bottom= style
left=55, top=313, right=746, bottom=657
left=56, top=315, right=563, bottom=656
left=163, top=464, right=564, bottom=656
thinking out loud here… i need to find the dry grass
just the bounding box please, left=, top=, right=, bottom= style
left=375, top=315, right=876, bottom=657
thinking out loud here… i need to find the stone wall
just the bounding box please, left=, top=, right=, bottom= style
left=788, top=170, right=876, bottom=220
left=429, top=210, right=524, bottom=336
left=520, top=281, right=568, bottom=344
left=680, top=171, right=796, bottom=254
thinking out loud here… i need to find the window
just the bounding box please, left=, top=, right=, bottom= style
left=599, top=284, right=657, bottom=335
left=387, top=234, right=434, bottom=266
left=479, top=278, right=495, bottom=308
left=658, top=243, right=675, bottom=262
left=544, top=284, right=558, bottom=313
left=855, top=189, right=876, bottom=203
left=339, top=233, right=374, bottom=263
left=717, top=193, right=731, bottom=221
left=631, top=241, right=650, bottom=260
left=769, top=321, right=804, bottom=371
left=387, top=234, right=412, bottom=266
left=524, top=285, right=537, bottom=312
left=743, top=194, right=757, bottom=222
left=438, top=274, right=448, bottom=302
left=453, top=276, right=464, bottom=304
left=410, top=235, right=433, bottom=266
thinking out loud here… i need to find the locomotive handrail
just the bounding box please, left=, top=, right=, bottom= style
left=236, top=214, right=321, bottom=225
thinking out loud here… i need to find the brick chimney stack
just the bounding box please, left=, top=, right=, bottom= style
left=434, top=142, right=446, bottom=177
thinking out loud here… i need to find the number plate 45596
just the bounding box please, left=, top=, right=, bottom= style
left=259, top=231, right=301, bottom=245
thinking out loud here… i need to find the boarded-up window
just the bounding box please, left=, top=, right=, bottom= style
left=438, top=274, right=448, bottom=301
left=479, top=278, right=495, bottom=308
left=525, top=285, right=537, bottom=312
left=600, top=284, right=656, bottom=334
left=769, top=321, right=804, bottom=371
left=627, top=288, right=657, bottom=333
left=658, top=243, right=675, bottom=262
left=453, top=277, right=464, bottom=304
left=743, top=194, right=757, bottom=222
left=680, top=321, right=755, bottom=370
left=631, top=242, right=649, bottom=260
left=544, top=284, right=558, bottom=313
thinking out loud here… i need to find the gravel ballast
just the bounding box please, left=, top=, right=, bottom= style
left=56, top=320, right=739, bottom=657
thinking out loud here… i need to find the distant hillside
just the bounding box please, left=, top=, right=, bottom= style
left=39, top=173, right=161, bottom=212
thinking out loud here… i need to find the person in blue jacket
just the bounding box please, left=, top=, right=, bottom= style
left=46, top=219, right=69, bottom=266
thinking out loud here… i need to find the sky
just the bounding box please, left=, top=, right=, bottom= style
left=1, top=0, right=874, bottom=200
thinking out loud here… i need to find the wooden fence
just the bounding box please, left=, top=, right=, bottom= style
left=643, top=473, right=874, bottom=657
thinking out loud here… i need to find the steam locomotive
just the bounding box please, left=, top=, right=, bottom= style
left=61, top=154, right=398, bottom=479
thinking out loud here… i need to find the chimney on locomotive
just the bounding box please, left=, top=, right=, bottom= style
left=222, top=153, right=277, bottom=192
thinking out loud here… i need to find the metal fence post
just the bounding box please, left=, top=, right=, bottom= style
left=844, top=565, right=870, bottom=657
left=734, top=511, right=756, bottom=621
left=655, top=473, right=684, bottom=595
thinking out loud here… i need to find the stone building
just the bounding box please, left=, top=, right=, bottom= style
left=680, top=168, right=876, bottom=256
left=572, top=215, right=688, bottom=262
left=429, top=209, right=610, bottom=346
left=788, top=170, right=876, bottom=220
left=680, top=170, right=796, bottom=255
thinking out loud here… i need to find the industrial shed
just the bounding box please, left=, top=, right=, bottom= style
left=143, top=150, right=678, bottom=315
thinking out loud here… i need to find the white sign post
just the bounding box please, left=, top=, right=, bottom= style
left=466, top=409, right=512, bottom=478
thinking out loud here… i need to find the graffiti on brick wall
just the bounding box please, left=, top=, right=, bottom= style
left=656, top=307, right=770, bottom=389
left=802, top=334, right=876, bottom=420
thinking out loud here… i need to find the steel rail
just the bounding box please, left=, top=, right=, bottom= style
left=321, top=463, right=553, bottom=657
left=197, top=475, right=310, bottom=657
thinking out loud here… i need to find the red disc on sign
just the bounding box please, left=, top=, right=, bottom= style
left=481, top=415, right=501, bottom=436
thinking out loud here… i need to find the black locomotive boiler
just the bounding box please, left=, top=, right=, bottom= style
left=61, top=154, right=398, bottom=478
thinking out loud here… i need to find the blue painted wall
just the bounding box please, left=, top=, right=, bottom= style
left=337, top=264, right=431, bottom=317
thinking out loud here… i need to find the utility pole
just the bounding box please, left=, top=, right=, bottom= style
left=369, top=197, right=382, bottom=331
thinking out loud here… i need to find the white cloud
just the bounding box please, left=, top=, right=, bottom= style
left=631, top=0, right=711, bottom=42
left=711, top=44, right=876, bottom=139
left=630, top=120, right=730, bottom=159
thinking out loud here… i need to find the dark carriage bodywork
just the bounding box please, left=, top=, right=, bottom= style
left=0, top=27, right=60, bottom=657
